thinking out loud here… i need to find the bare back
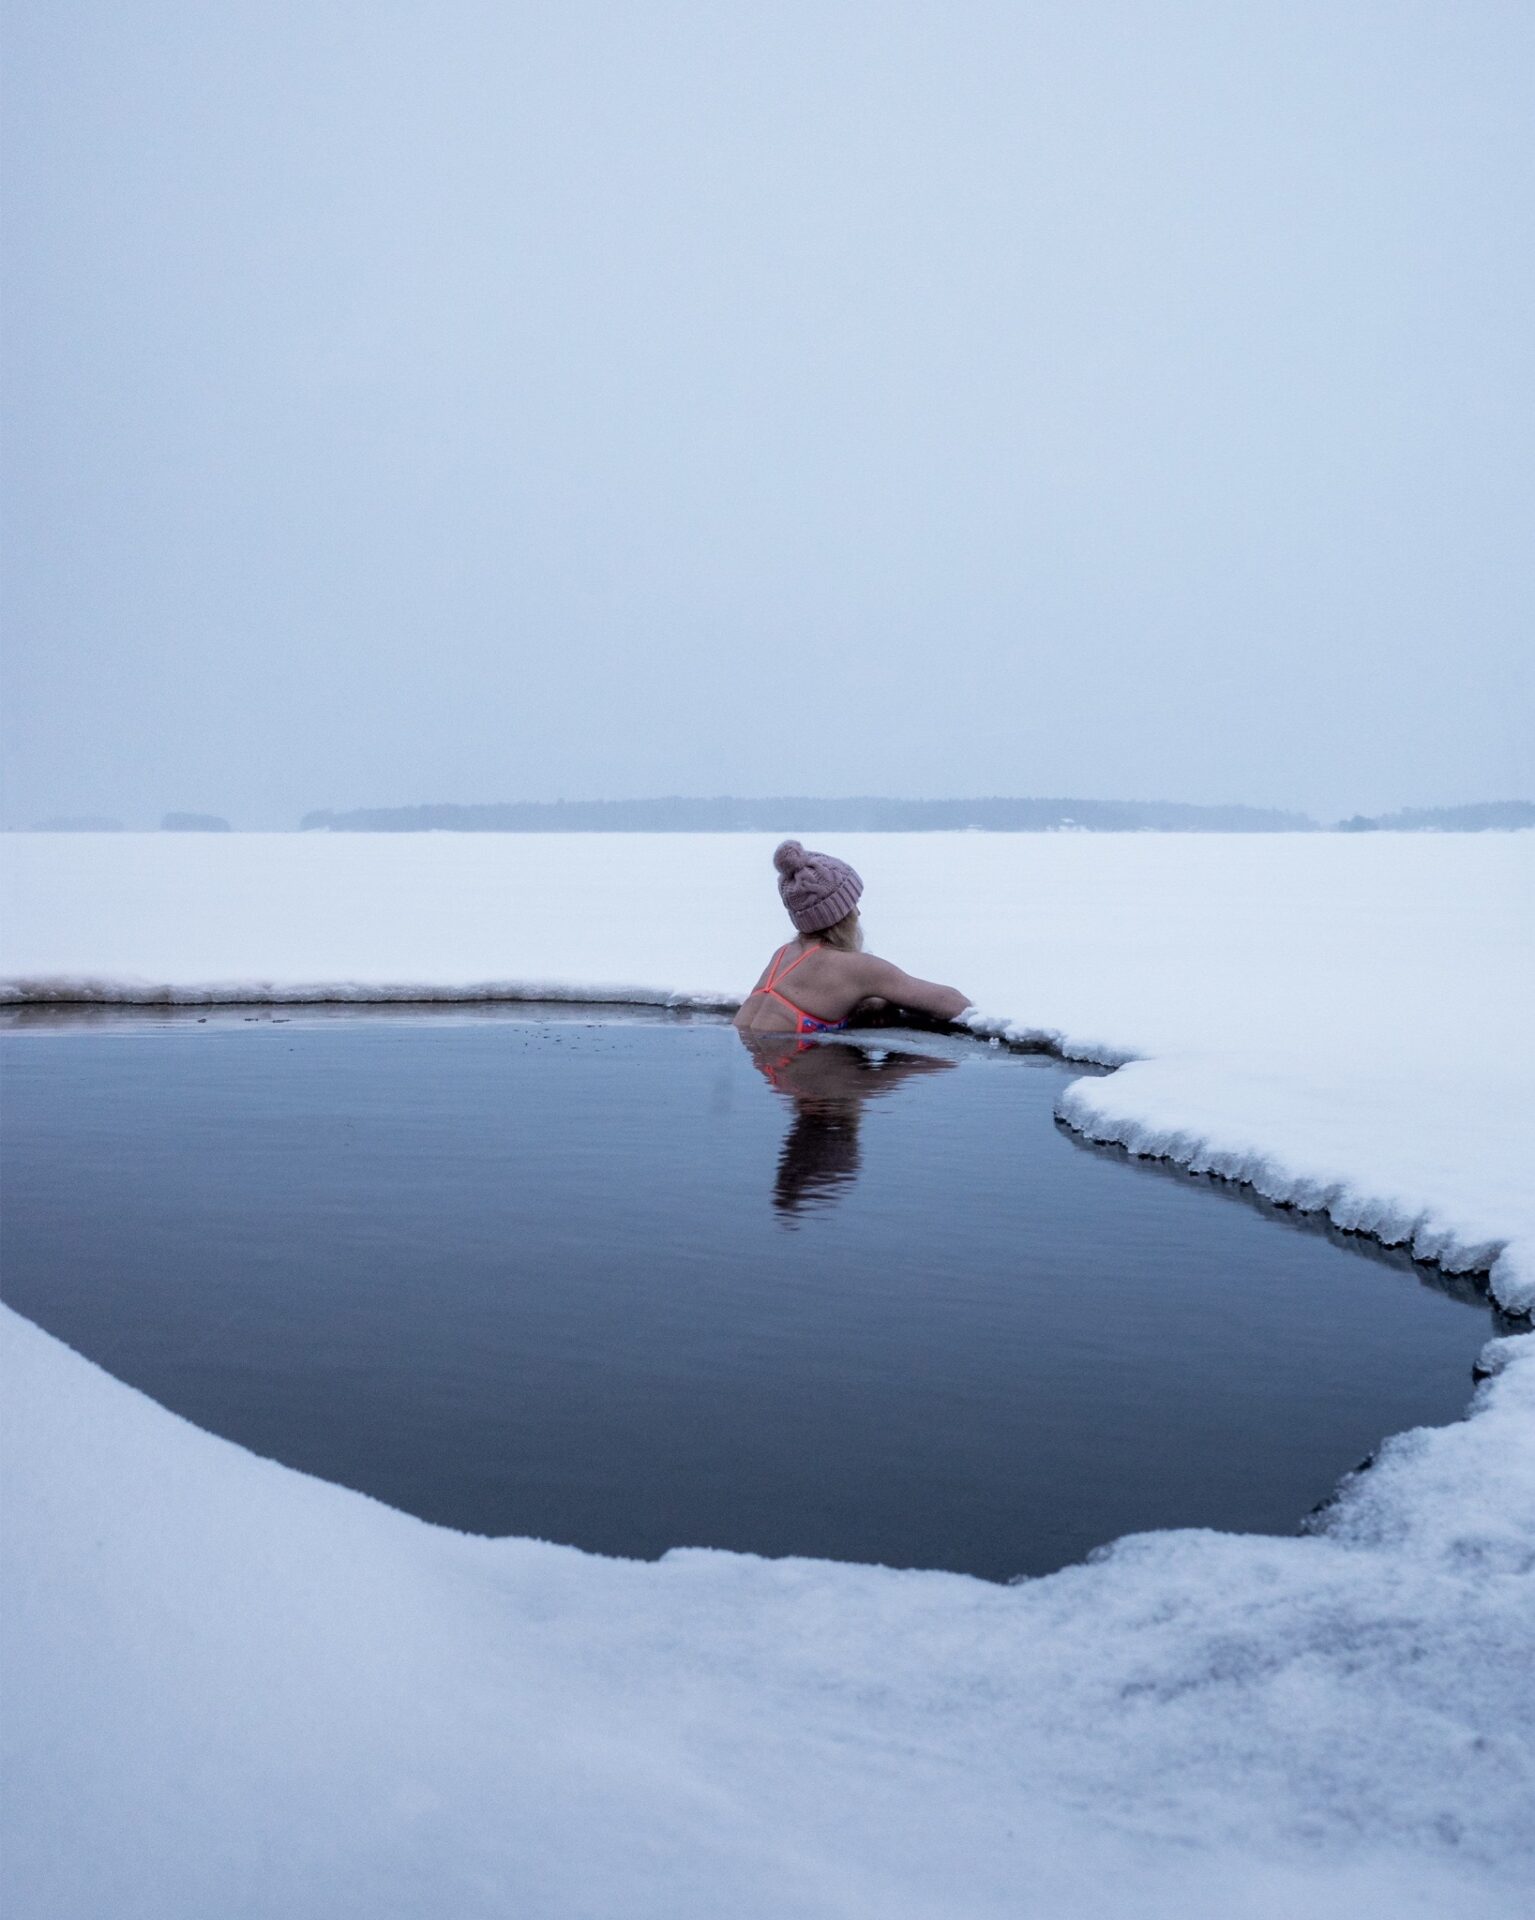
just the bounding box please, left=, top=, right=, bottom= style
left=733, top=936, right=970, bottom=1034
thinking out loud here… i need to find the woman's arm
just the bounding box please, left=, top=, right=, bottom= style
left=848, top=953, right=970, bottom=1022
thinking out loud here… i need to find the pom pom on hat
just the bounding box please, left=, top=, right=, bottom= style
left=772, top=839, right=864, bottom=932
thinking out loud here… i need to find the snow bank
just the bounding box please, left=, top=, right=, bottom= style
left=6, top=1304, right=1534, bottom=1919
left=4, top=829, right=1534, bottom=1914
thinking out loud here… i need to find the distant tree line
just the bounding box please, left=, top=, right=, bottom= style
left=1333, top=801, right=1535, bottom=833
left=18, top=798, right=1532, bottom=833
left=26, top=812, right=232, bottom=831
left=299, top=796, right=1318, bottom=833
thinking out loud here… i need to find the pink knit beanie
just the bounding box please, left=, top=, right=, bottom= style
left=773, top=840, right=864, bottom=933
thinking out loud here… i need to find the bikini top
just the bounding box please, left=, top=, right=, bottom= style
left=748, top=942, right=849, bottom=1036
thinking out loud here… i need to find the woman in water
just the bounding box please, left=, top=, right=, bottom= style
left=733, top=840, right=971, bottom=1036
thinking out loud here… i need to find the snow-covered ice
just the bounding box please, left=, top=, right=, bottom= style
left=3, top=828, right=1533, bottom=1916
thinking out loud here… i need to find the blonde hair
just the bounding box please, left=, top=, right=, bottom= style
left=811, top=908, right=863, bottom=952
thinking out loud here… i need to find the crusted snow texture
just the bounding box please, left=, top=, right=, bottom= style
left=5, top=1307, right=1534, bottom=1920
left=1054, top=1061, right=1531, bottom=1315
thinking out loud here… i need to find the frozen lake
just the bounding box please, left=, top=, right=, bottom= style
left=0, top=1006, right=1506, bottom=1580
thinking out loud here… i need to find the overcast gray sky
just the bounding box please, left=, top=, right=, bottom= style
left=3, top=1, right=1531, bottom=827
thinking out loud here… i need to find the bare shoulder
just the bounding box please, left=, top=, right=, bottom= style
left=846, top=949, right=923, bottom=996
left=845, top=949, right=970, bottom=1021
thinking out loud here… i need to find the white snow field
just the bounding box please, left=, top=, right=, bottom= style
left=3, top=829, right=1533, bottom=1917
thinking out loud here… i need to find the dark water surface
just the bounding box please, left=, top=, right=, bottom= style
left=0, top=1007, right=1506, bottom=1581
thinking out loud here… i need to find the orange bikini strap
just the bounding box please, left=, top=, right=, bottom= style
left=764, top=941, right=820, bottom=988
left=750, top=941, right=826, bottom=1025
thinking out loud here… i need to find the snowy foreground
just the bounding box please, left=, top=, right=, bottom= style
left=3, top=830, right=1533, bottom=1917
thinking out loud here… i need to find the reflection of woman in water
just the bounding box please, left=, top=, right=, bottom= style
left=748, top=1040, right=957, bottom=1217
left=733, top=841, right=970, bottom=1036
